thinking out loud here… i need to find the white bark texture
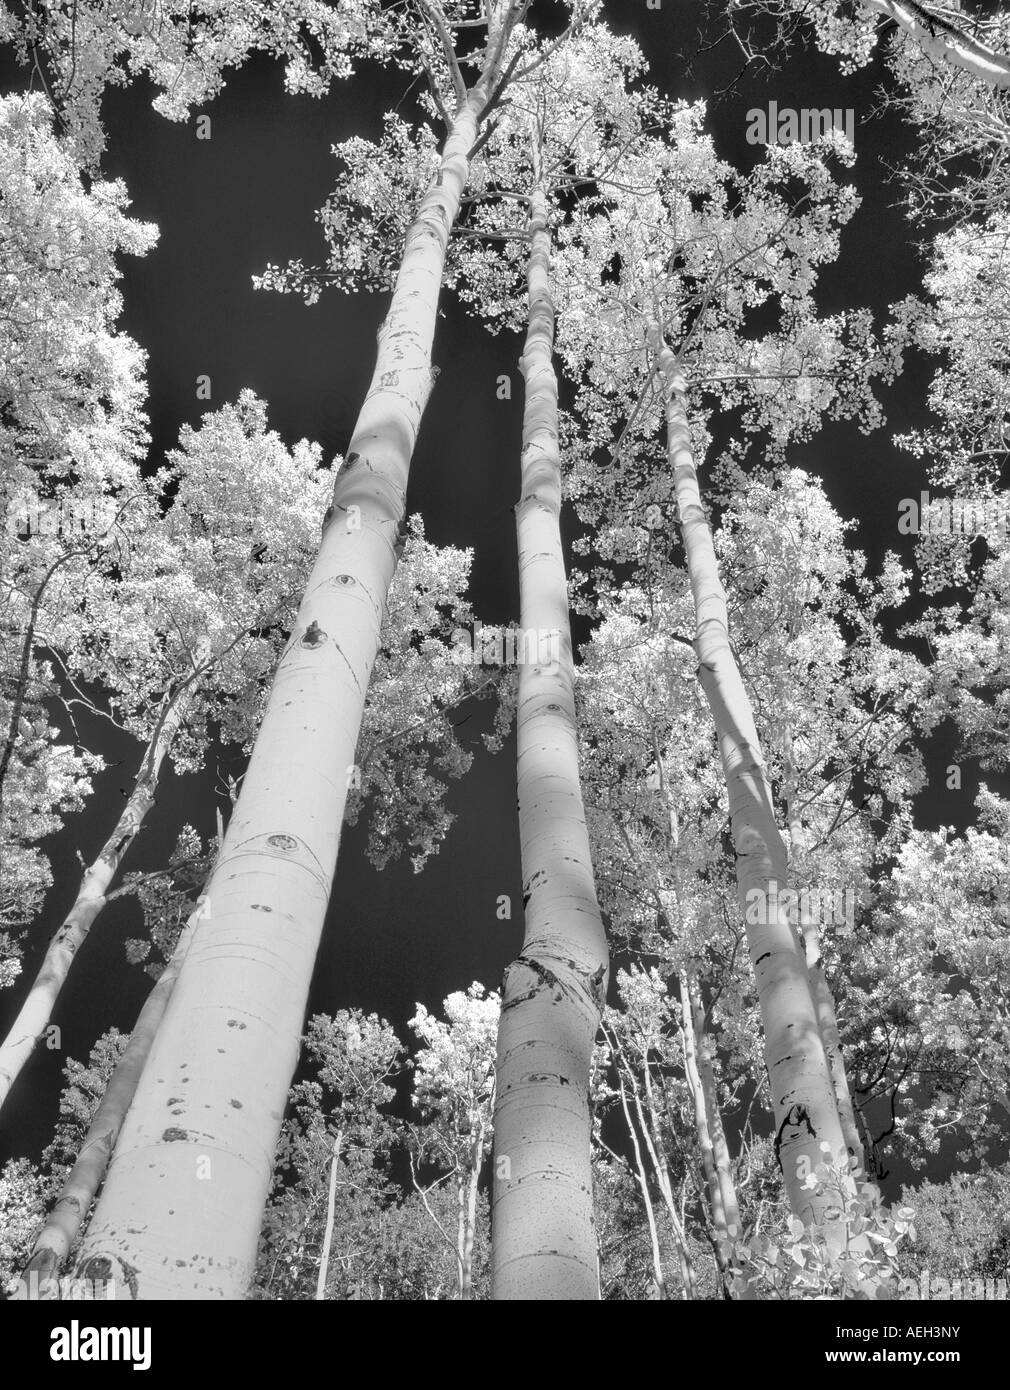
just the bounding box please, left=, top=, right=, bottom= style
left=650, top=324, right=854, bottom=1240
left=0, top=690, right=190, bottom=1114
left=75, top=9, right=522, bottom=1300
left=862, top=1, right=1010, bottom=88
left=781, top=734, right=865, bottom=1172
left=679, top=978, right=731, bottom=1254
left=314, top=1130, right=342, bottom=1300
left=491, top=184, right=609, bottom=1300
left=18, top=913, right=199, bottom=1294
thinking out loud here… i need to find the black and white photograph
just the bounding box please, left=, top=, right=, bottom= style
left=0, top=0, right=1007, bottom=1348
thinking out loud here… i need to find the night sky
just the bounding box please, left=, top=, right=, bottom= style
left=2, top=1, right=1004, bottom=1200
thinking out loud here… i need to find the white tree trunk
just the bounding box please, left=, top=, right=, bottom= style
left=679, top=977, right=730, bottom=1260
left=0, top=689, right=190, bottom=1113
left=491, top=183, right=609, bottom=1300
left=75, top=9, right=522, bottom=1301
left=460, top=1125, right=485, bottom=1300
left=861, top=1, right=1010, bottom=88
left=781, top=731, right=865, bottom=1173
left=679, top=973, right=753, bottom=1296
left=693, top=997, right=744, bottom=1249
left=18, top=911, right=199, bottom=1294
left=314, top=1129, right=342, bottom=1300
left=797, top=914, right=865, bottom=1170
left=649, top=324, right=854, bottom=1243
left=629, top=1054, right=697, bottom=1299
left=614, top=1063, right=668, bottom=1300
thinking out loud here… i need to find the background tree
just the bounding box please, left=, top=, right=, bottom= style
left=407, top=981, right=498, bottom=1301
left=255, top=1008, right=404, bottom=1301
left=73, top=0, right=532, bottom=1299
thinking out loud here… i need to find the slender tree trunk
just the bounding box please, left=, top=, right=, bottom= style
left=798, top=916, right=863, bottom=1168
left=491, top=180, right=609, bottom=1300
left=679, top=976, right=731, bottom=1268
left=680, top=973, right=753, bottom=1297
left=614, top=1064, right=668, bottom=1300
left=781, top=731, right=864, bottom=1173
left=0, top=546, right=91, bottom=820
left=0, top=688, right=190, bottom=1113
left=693, top=992, right=743, bottom=1248
left=456, top=1175, right=468, bottom=1299
left=315, top=1129, right=343, bottom=1300
left=624, top=1043, right=697, bottom=1298
left=75, top=9, right=522, bottom=1301
left=649, top=324, right=853, bottom=1243
left=17, top=911, right=199, bottom=1296
left=460, top=1125, right=485, bottom=1301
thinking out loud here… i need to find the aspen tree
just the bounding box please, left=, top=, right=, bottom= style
left=679, top=974, right=743, bottom=1288
left=596, top=1022, right=676, bottom=1300
left=728, top=1, right=1010, bottom=89
left=2, top=393, right=330, bottom=1110
left=314, top=1131, right=343, bottom=1300
left=693, top=997, right=747, bottom=1263
left=780, top=728, right=864, bottom=1172
left=19, top=913, right=199, bottom=1290
left=853, top=0, right=1010, bottom=87
left=409, top=984, right=498, bottom=1300
left=648, top=324, right=854, bottom=1239
left=76, top=3, right=527, bottom=1298
left=0, top=687, right=194, bottom=1112
left=597, top=1001, right=699, bottom=1299
left=255, top=22, right=656, bottom=1296
left=491, top=171, right=608, bottom=1300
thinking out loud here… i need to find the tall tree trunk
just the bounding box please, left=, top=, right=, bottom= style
left=797, top=914, right=864, bottom=1171
left=75, top=8, right=523, bottom=1301
left=680, top=973, right=752, bottom=1297
left=0, top=686, right=191, bottom=1113
left=679, top=975, right=732, bottom=1276
left=613, top=1062, right=669, bottom=1300
left=460, top=1125, right=485, bottom=1301
left=649, top=323, right=854, bottom=1244
left=491, top=180, right=609, bottom=1300
left=315, top=1129, right=343, bottom=1300
left=780, top=729, right=864, bottom=1173
left=456, top=1176, right=468, bottom=1299
left=693, top=991, right=744, bottom=1249
left=17, top=910, right=199, bottom=1296
left=630, top=1057, right=697, bottom=1299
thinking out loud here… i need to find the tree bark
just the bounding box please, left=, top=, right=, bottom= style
left=861, top=1, right=1010, bottom=88
left=628, top=1050, right=697, bottom=1298
left=679, top=976, right=731, bottom=1270
left=780, top=730, right=865, bottom=1173
left=315, top=1129, right=342, bottom=1300
left=460, top=1124, right=485, bottom=1300
left=0, top=686, right=191, bottom=1113
left=649, top=323, right=854, bottom=1244
left=491, top=181, right=609, bottom=1300
left=614, top=1061, right=668, bottom=1300
left=75, top=7, right=523, bottom=1301
left=693, top=990, right=744, bottom=1249
left=18, top=910, right=199, bottom=1294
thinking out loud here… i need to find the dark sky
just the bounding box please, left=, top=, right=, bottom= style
left=2, top=2, right=1005, bottom=1198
